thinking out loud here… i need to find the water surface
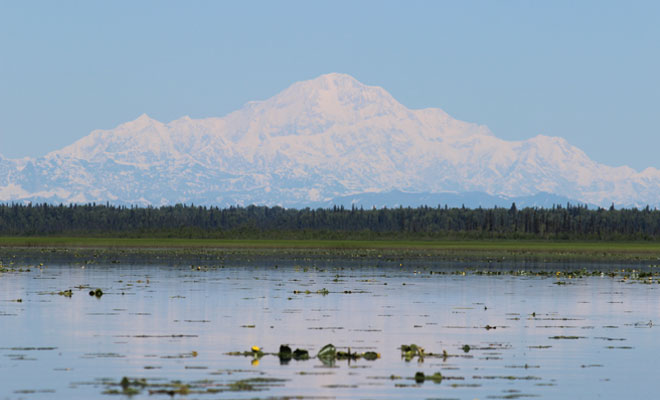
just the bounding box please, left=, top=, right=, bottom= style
left=1, top=252, right=659, bottom=399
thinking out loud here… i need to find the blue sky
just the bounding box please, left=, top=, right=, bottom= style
left=1, top=1, right=658, bottom=169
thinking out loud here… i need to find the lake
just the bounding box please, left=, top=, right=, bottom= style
left=1, top=249, right=659, bottom=399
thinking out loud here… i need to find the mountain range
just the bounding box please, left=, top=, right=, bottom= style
left=2, top=73, right=659, bottom=208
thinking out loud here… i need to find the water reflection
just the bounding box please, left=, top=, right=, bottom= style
left=1, top=255, right=659, bottom=399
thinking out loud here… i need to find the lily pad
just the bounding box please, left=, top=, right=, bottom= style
left=292, top=348, right=309, bottom=360
left=317, top=344, right=336, bottom=361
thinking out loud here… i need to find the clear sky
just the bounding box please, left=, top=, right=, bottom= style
left=1, top=1, right=658, bottom=170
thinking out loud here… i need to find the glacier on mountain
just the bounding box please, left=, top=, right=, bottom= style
left=1, top=73, right=659, bottom=208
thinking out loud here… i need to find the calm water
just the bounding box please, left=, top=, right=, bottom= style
left=1, top=252, right=660, bottom=399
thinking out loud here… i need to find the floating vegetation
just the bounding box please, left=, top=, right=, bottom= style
left=401, top=344, right=425, bottom=361
left=277, top=345, right=310, bottom=362
left=100, top=375, right=288, bottom=396
left=117, top=334, right=198, bottom=338
left=88, top=288, right=103, bottom=298
left=82, top=352, right=125, bottom=359
left=4, top=347, right=57, bottom=351
left=226, top=348, right=264, bottom=358
left=317, top=344, right=336, bottom=362
left=293, top=288, right=330, bottom=295
left=161, top=351, right=198, bottom=359
left=472, top=375, right=542, bottom=381
left=548, top=336, right=585, bottom=340
left=505, top=364, right=540, bottom=369
left=414, top=371, right=443, bottom=384
left=594, top=337, right=627, bottom=341
left=13, top=389, right=56, bottom=394
left=486, top=394, right=540, bottom=399
left=226, top=343, right=379, bottom=365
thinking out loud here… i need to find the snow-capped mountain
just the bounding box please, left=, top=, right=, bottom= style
left=2, top=73, right=660, bottom=208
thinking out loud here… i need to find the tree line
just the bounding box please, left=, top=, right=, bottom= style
left=1, top=202, right=659, bottom=240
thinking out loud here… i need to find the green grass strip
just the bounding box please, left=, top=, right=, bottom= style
left=1, top=236, right=660, bottom=254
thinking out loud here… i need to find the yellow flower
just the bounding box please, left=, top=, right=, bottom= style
left=251, top=346, right=261, bottom=352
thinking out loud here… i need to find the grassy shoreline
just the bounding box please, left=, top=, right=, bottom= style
left=2, top=236, right=660, bottom=259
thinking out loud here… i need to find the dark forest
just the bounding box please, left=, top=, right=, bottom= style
left=2, top=202, right=660, bottom=240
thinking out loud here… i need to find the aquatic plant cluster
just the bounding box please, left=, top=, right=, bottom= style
left=227, top=343, right=380, bottom=364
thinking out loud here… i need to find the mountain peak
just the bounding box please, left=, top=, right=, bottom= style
left=118, top=113, right=162, bottom=131
left=294, top=73, right=387, bottom=97
left=307, top=72, right=363, bottom=89
left=134, top=112, right=156, bottom=124
left=251, top=73, right=404, bottom=125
